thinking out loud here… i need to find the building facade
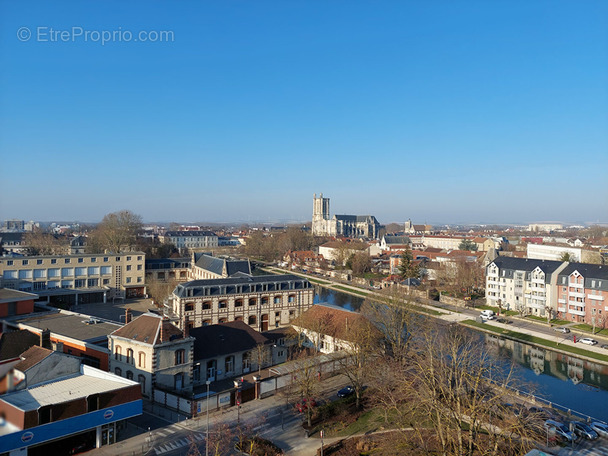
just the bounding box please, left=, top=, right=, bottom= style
left=0, top=252, right=146, bottom=303
left=108, top=313, right=194, bottom=398
left=190, top=253, right=251, bottom=280
left=160, top=231, right=219, bottom=250
left=311, top=193, right=380, bottom=239
left=171, top=274, right=314, bottom=332
left=486, top=257, right=568, bottom=317
left=556, top=263, right=608, bottom=324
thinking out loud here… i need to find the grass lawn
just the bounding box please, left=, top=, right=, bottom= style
left=572, top=324, right=608, bottom=336
left=526, top=315, right=548, bottom=323
left=461, top=320, right=608, bottom=363
left=415, top=306, right=446, bottom=316
left=333, top=285, right=369, bottom=297
left=272, top=269, right=332, bottom=285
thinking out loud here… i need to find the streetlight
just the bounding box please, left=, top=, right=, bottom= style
left=205, top=380, right=210, bottom=456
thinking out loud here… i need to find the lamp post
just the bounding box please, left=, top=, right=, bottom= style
left=205, top=380, right=210, bottom=456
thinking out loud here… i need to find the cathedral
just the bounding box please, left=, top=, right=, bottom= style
left=311, top=193, right=381, bottom=239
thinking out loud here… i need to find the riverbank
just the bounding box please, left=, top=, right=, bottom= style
left=267, top=267, right=608, bottom=366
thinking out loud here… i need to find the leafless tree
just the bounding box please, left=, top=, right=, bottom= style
left=23, top=228, right=69, bottom=255
left=87, top=210, right=142, bottom=253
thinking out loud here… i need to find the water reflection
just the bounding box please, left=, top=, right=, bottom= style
left=315, top=285, right=608, bottom=421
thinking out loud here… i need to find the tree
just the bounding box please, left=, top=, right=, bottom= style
left=349, top=251, right=372, bottom=277
left=459, top=239, right=478, bottom=252
left=147, top=278, right=179, bottom=308
left=290, top=351, right=321, bottom=427
left=87, top=210, right=142, bottom=253
left=559, top=252, right=574, bottom=262
left=398, top=247, right=419, bottom=280
left=23, top=228, right=69, bottom=255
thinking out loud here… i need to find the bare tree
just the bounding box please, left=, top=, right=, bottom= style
left=147, top=278, right=179, bottom=308
left=290, top=351, right=321, bottom=427
left=87, top=210, right=142, bottom=253
left=23, top=228, right=69, bottom=255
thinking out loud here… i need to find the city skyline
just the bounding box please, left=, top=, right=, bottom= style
left=1, top=1, right=607, bottom=224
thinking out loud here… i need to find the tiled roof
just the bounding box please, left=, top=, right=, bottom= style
left=111, top=313, right=184, bottom=345
left=190, top=321, right=269, bottom=360
left=14, top=346, right=53, bottom=372
left=293, top=304, right=379, bottom=343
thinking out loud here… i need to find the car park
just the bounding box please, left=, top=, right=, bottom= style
left=590, top=422, right=608, bottom=438
left=571, top=421, right=599, bottom=440
left=579, top=338, right=598, bottom=346
left=553, top=327, right=570, bottom=333
left=337, top=386, right=355, bottom=398
left=544, top=420, right=575, bottom=443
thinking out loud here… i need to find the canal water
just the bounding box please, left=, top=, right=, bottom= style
left=314, top=285, right=608, bottom=422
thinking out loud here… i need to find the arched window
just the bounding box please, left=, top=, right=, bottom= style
left=203, top=319, right=211, bottom=326
left=248, top=315, right=257, bottom=325
left=219, top=317, right=228, bottom=323
left=174, top=372, right=184, bottom=390
left=248, top=298, right=257, bottom=307
left=235, top=299, right=243, bottom=307
left=138, top=352, right=145, bottom=368
left=115, top=367, right=122, bottom=376
left=115, top=345, right=122, bottom=361
left=126, top=370, right=133, bottom=380
left=273, top=296, right=281, bottom=304
left=219, top=300, right=227, bottom=309
left=202, top=301, right=211, bottom=310
left=261, top=297, right=269, bottom=305
left=127, top=349, right=134, bottom=365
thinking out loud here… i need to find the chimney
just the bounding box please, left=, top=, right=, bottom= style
left=160, top=317, right=168, bottom=342
left=40, top=329, right=52, bottom=350
left=125, top=308, right=132, bottom=324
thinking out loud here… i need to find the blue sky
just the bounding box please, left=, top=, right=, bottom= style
left=1, top=1, right=606, bottom=225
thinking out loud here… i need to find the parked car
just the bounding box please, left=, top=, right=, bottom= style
left=337, top=386, right=354, bottom=398
left=480, top=310, right=496, bottom=320
left=496, top=318, right=513, bottom=324
left=571, top=421, right=599, bottom=440
left=590, top=422, right=608, bottom=438
left=553, top=327, right=570, bottom=333
left=528, top=406, right=557, bottom=421
left=295, top=398, right=317, bottom=413
left=579, top=338, right=598, bottom=346
left=601, top=344, right=608, bottom=350
left=544, top=420, right=575, bottom=443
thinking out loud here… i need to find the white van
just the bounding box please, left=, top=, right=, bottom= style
left=480, top=310, right=495, bottom=320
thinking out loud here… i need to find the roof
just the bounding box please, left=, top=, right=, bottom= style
left=111, top=313, right=184, bottom=345
left=145, top=258, right=191, bottom=270
left=0, top=330, right=40, bottom=361
left=489, top=256, right=565, bottom=274
left=292, top=304, right=379, bottom=343
left=14, top=311, right=121, bottom=343
left=190, top=321, right=269, bottom=360
left=383, top=235, right=411, bottom=245
left=558, top=263, right=608, bottom=290
left=0, top=233, right=25, bottom=243
left=0, top=365, right=138, bottom=412
left=193, top=253, right=251, bottom=277
left=334, top=215, right=379, bottom=224
left=0, top=289, right=38, bottom=303
left=173, top=274, right=312, bottom=298
left=14, top=346, right=53, bottom=372
left=164, top=230, right=217, bottom=237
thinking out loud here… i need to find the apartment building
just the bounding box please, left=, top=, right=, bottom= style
left=171, top=274, right=314, bottom=332
left=190, top=252, right=251, bottom=280
left=556, top=263, right=608, bottom=324
left=0, top=252, right=146, bottom=304
left=160, top=230, right=219, bottom=250
left=486, top=257, right=567, bottom=317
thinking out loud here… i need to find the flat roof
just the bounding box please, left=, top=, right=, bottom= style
left=0, top=368, right=136, bottom=412
left=0, top=289, right=38, bottom=303
left=13, top=311, right=121, bottom=343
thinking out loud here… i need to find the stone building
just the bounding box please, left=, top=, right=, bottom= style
left=311, top=193, right=380, bottom=239
left=171, top=274, right=314, bottom=332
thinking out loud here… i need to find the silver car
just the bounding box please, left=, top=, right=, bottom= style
left=572, top=421, right=599, bottom=440
left=590, top=422, right=608, bottom=438
left=579, top=337, right=598, bottom=346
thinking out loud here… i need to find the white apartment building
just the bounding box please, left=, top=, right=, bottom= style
left=160, top=231, right=219, bottom=250
left=486, top=257, right=567, bottom=317
left=527, top=243, right=582, bottom=262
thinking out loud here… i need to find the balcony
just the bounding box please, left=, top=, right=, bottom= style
left=568, top=308, right=586, bottom=317
left=530, top=283, right=546, bottom=290
left=558, top=298, right=566, bottom=304
left=569, top=291, right=585, bottom=299
left=588, top=294, right=604, bottom=301
left=569, top=282, right=583, bottom=289
left=557, top=306, right=566, bottom=313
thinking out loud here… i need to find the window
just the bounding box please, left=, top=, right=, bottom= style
left=91, top=257, right=96, bottom=263
left=262, top=297, right=269, bottom=305
left=248, top=315, right=257, bottom=325
left=75, top=279, right=85, bottom=288
left=126, top=265, right=132, bottom=271
left=126, top=277, right=132, bottom=283
left=137, top=277, right=142, bottom=283
left=37, top=259, right=43, bottom=265
left=219, top=300, right=227, bottom=309
left=78, top=258, right=84, bottom=263
left=175, top=349, right=185, bottom=365
left=235, top=299, right=243, bottom=307
left=88, top=266, right=100, bottom=275
left=274, top=296, right=281, bottom=304
left=6, top=260, right=13, bottom=266
left=22, top=260, right=28, bottom=265
left=62, top=268, right=74, bottom=277
left=116, top=257, right=120, bottom=261
left=249, top=298, right=257, bottom=306
left=137, top=256, right=142, bottom=261
left=225, top=356, right=234, bottom=374
left=65, top=258, right=70, bottom=264
left=115, top=367, right=122, bottom=376
left=88, top=278, right=99, bottom=287
left=185, top=303, right=194, bottom=311
left=137, top=264, right=142, bottom=270
left=202, top=302, right=211, bottom=310
left=127, top=348, right=134, bottom=364
left=278, top=350, right=285, bottom=357
left=104, top=257, right=109, bottom=262
left=138, top=352, right=145, bottom=368
left=101, top=266, right=112, bottom=275
left=126, top=370, right=133, bottom=380
left=115, top=346, right=122, bottom=361
left=127, top=256, right=131, bottom=261
left=75, top=267, right=86, bottom=276
left=174, top=373, right=184, bottom=390
left=19, top=270, right=32, bottom=279
left=138, top=375, right=146, bottom=394
left=103, top=278, right=110, bottom=285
